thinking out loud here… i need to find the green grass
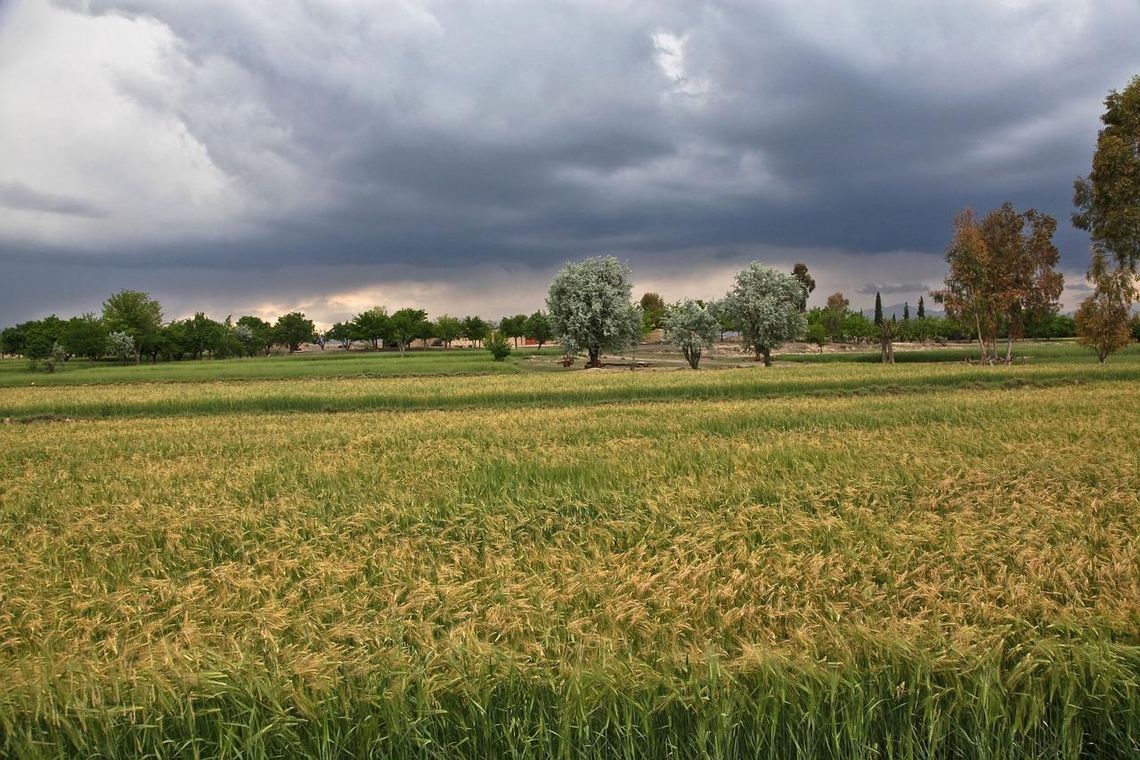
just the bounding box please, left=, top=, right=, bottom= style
left=0, top=351, right=1137, bottom=757
left=0, top=347, right=561, bottom=387
left=4, top=341, right=1125, bottom=389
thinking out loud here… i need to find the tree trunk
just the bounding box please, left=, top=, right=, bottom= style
left=587, top=347, right=601, bottom=367
left=761, top=347, right=772, bottom=367
left=974, top=313, right=989, bottom=364
left=1005, top=334, right=1013, bottom=365
left=685, top=347, right=700, bottom=369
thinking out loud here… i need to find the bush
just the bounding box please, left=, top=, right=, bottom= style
left=805, top=322, right=828, bottom=352
left=486, top=331, right=512, bottom=361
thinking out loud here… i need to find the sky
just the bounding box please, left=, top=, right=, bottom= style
left=1, top=0, right=1138, bottom=327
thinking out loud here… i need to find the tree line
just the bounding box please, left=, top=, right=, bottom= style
left=0, top=296, right=557, bottom=371
left=4, top=76, right=1138, bottom=371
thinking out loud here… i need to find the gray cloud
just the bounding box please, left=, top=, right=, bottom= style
left=856, top=282, right=931, bottom=296
left=1, top=0, right=1138, bottom=325
left=0, top=181, right=104, bottom=217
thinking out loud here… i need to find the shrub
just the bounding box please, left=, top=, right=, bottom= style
left=486, top=331, right=512, bottom=361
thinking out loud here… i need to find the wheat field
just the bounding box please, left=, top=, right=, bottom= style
left=1, top=356, right=1138, bottom=757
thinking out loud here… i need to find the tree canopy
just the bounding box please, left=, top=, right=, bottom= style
left=932, top=203, right=1063, bottom=364
left=639, top=292, right=666, bottom=330
left=388, top=308, right=429, bottom=356
left=722, top=263, right=806, bottom=366
left=434, top=315, right=463, bottom=348
left=791, top=263, right=816, bottom=312
left=273, top=312, right=315, bottom=353
left=1073, top=75, right=1140, bottom=273
left=546, top=256, right=642, bottom=367
left=661, top=299, right=720, bottom=369
left=351, top=307, right=390, bottom=349
left=102, top=290, right=163, bottom=364
left=461, top=315, right=489, bottom=346
left=1075, top=250, right=1136, bottom=363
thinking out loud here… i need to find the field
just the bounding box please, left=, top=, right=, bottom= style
left=1, top=345, right=1138, bottom=758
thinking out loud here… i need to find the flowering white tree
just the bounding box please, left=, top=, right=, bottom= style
left=546, top=256, right=642, bottom=367
left=722, top=263, right=806, bottom=366
left=105, top=331, right=135, bottom=363
left=662, top=299, right=720, bottom=369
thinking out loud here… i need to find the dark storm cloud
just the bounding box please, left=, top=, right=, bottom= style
left=2, top=0, right=1139, bottom=325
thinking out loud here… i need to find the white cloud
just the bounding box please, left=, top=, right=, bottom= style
left=652, top=29, right=710, bottom=100
left=0, top=1, right=252, bottom=248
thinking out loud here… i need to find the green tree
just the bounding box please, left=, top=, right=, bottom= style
left=182, top=312, right=223, bottom=360
left=1073, top=75, right=1140, bottom=273
left=791, top=262, right=816, bottom=311
left=415, top=317, right=436, bottom=348
left=1, top=325, right=27, bottom=356
left=327, top=321, right=355, bottom=350
left=461, top=316, right=489, bottom=347
left=351, top=307, right=389, bottom=349
left=842, top=311, right=876, bottom=342
left=102, top=290, right=163, bottom=364
left=873, top=292, right=884, bottom=327
left=546, top=256, right=642, bottom=368
left=661, top=299, right=720, bottom=369
left=806, top=322, right=828, bottom=353
left=388, top=308, right=429, bottom=356
left=821, top=292, right=848, bottom=340
left=525, top=311, right=554, bottom=349
left=1075, top=250, right=1136, bottom=363
left=917, top=296, right=926, bottom=319
left=639, top=292, right=666, bottom=330
left=160, top=321, right=190, bottom=361
left=19, top=319, right=61, bottom=368
left=434, top=315, right=463, bottom=348
left=722, top=263, right=807, bottom=366
left=236, top=316, right=274, bottom=356
left=212, top=317, right=245, bottom=359
left=63, top=314, right=108, bottom=362
left=1024, top=313, right=1076, bottom=339
left=273, top=312, right=315, bottom=353
left=903, top=302, right=910, bottom=321
left=499, top=314, right=529, bottom=347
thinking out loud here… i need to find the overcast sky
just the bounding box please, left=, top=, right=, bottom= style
left=1, top=0, right=1137, bottom=326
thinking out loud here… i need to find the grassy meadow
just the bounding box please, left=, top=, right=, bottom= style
left=1, top=345, right=1138, bottom=757
left=0, top=347, right=554, bottom=388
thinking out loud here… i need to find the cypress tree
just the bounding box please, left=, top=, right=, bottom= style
left=903, top=302, right=910, bottom=321
left=874, top=292, right=884, bottom=326
left=917, top=296, right=926, bottom=319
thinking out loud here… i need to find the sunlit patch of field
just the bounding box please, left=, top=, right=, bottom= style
left=0, top=358, right=1138, bottom=757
